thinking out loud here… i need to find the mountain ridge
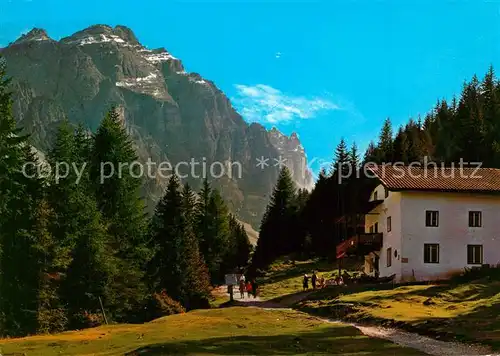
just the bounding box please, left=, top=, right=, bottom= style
left=1, top=24, right=314, bottom=230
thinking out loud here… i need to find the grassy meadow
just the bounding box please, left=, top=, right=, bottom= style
left=0, top=307, right=425, bottom=355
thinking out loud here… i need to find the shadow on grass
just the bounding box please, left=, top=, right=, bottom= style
left=218, top=299, right=288, bottom=309
left=259, top=260, right=330, bottom=286
left=301, top=279, right=481, bottom=304
left=298, top=282, right=500, bottom=350
left=362, top=281, right=500, bottom=304
left=125, top=325, right=424, bottom=355
left=302, top=283, right=403, bottom=303
left=404, top=300, right=500, bottom=349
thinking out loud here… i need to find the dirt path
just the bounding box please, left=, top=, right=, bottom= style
left=327, top=319, right=497, bottom=356
left=222, top=285, right=499, bottom=356
left=221, top=286, right=313, bottom=309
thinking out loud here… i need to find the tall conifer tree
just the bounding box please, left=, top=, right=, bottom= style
left=89, top=107, right=150, bottom=320
left=0, top=57, right=47, bottom=336
left=149, top=176, right=210, bottom=309
left=251, top=167, right=297, bottom=270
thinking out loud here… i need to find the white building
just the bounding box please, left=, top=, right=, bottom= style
left=336, top=165, right=500, bottom=282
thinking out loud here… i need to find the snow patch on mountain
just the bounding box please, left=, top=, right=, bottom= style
left=144, top=52, right=177, bottom=63
left=65, top=33, right=143, bottom=49
left=116, top=72, right=158, bottom=87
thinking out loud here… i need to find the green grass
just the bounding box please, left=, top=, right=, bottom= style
left=0, top=307, right=425, bottom=355
left=257, top=258, right=359, bottom=300
left=297, top=279, right=500, bottom=349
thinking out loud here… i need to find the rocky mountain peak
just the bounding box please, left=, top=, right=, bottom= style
left=2, top=23, right=315, bottom=229
left=269, top=126, right=283, bottom=136
left=59, top=24, right=140, bottom=49
left=113, top=25, right=140, bottom=45
left=267, top=127, right=313, bottom=190
left=77, top=24, right=114, bottom=36
left=13, top=28, right=51, bottom=45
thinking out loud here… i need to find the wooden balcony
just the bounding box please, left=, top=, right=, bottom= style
left=336, top=233, right=383, bottom=259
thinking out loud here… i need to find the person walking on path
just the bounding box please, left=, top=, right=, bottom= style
left=312, top=271, right=317, bottom=289
left=246, top=281, right=252, bottom=298
left=239, top=274, right=246, bottom=299
left=303, top=274, right=310, bottom=291
left=251, top=278, right=258, bottom=298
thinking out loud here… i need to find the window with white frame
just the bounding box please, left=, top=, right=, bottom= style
left=425, top=210, right=439, bottom=227
left=467, top=245, right=483, bottom=265
left=424, top=243, right=439, bottom=263
left=468, top=211, right=482, bottom=227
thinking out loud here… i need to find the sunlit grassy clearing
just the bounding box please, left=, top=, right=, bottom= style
left=0, top=307, right=425, bottom=355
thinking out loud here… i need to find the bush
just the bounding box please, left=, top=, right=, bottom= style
left=142, top=291, right=185, bottom=322
left=37, top=307, right=68, bottom=334
left=449, top=264, right=500, bottom=284
left=71, top=311, right=105, bottom=329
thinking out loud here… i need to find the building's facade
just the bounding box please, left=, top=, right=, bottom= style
left=338, top=165, right=500, bottom=282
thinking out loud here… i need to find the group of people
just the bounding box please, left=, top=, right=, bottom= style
left=302, top=270, right=325, bottom=290
left=238, top=274, right=258, bottom=299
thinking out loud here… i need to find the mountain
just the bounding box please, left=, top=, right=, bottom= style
left=268, top=127, right=313, bottom=191
left=0, top=25, right=314, bottom=230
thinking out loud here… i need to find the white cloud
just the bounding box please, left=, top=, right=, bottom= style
left=275, top=52, right=281, bottom=59
left=232, top=84, right=339, bottom=124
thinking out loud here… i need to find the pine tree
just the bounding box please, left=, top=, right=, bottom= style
left=455, top=76, right=485, bottom=162
left=404, top=119, right=424, bottom=163
left=74, top=123, right=91, bottom=164
left=205, top=189, right=231, bottom=283
left=224, top=215, right=252, bottom=272
left=0, top=57, right=45, bottom=336
left=180, top=183, right=211, bottom=309
left=331, top=138, right=349, bottom=177
left=195, top=179, right=231, bottom=284
left=33, top=200, right=68, bottom=334
left=302, top=168, right=333, bottom=256
left=149, top=176, right=210, bottom=309
left=45, top=120, right=113, bottom=328
left=295, top=188, right=310, bottom=211
left=481, top=66, right=500, bottom=166
left=393, top=126, right=410, bottom=163
left=363, top=141, right=377, bottom=163
left=182, top=183, right=197, bottom=227
left=251, top=167, right=297, bottom=270
left=89, top=107, right=151, bottom=320
left=195, top=178, right=212, bottom=266
left=349, top=142, right=359, bottom=169
left=377, top=117, right=394, bottom=162
left=149, top=175, right=185, bottom=300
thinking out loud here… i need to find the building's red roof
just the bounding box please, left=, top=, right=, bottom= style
left=366, top=164, right=500, bottom=192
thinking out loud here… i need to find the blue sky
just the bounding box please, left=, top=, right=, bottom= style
left=1, top=0, right=500, bottom=174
